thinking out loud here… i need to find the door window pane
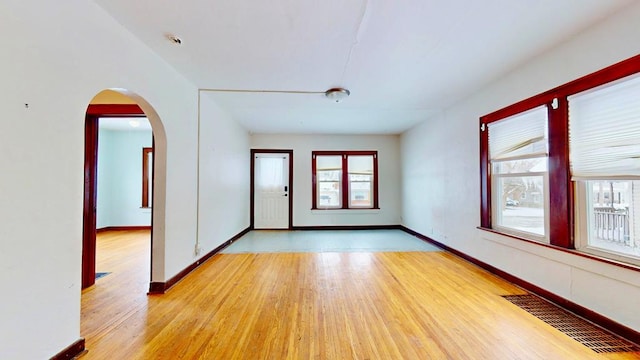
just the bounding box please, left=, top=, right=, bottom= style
left=257, top=157, right=284, bottom=191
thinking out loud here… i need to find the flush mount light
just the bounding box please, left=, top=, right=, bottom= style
left=325, top=88, right=350, bottom=103
left=129, top=119, right=140, bottom=128
left=166, top=34, right=183, bottom=45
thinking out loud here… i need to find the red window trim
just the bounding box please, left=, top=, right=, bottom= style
left=312, top=150, right=379, bottom=210
left=480, top=53, right=640, bottom=249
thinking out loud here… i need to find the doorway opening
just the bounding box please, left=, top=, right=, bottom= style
left=250, top=149, right=293, bottom=229
left=82, top=89, right=167, bottom=290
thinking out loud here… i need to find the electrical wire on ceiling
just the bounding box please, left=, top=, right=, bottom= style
left=199, top=87, right=351, bottom=103
left=199, top=89, right=325, bottom=94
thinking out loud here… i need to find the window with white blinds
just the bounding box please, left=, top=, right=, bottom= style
left=569, top=73, right=640, bottom=180
left=569, top=72, right=640, bottom=263
left=487, top=105, right=549, bottom=241
left=488, top=105, right=548, bottom=161
left=480, top=53, right=640, bottom=260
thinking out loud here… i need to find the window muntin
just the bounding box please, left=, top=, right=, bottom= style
left=488, top=106, right=549, bottom=241
left=312, top=151, right=378, bottom=210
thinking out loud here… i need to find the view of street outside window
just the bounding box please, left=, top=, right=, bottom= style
left=493, top=158, right=546, bottom=237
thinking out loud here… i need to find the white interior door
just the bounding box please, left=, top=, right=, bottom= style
left=254, top=153, right=290, bottom=229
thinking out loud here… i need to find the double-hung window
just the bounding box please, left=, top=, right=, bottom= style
left=480, top=53, right=640, bottom=266
left=488, top=106, right=549, bottom=241
left=569, top=73, right=640, bottom=263
left=312, top=151, right=378, bottom=210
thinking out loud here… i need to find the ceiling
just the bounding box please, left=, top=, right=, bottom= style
left=94, top=0, right=634, bottom=134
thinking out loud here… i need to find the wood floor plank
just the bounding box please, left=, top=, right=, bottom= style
left=81, top=231, right=640, bottom=359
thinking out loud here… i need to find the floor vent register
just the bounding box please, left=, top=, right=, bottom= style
left=502, top=294, right=639, bottom=354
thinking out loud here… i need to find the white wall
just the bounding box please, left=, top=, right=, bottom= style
left=97, top=128, right=153, bottom=228
left=196, top=94, right=251, bottom=254
left=0, top=0, right=201, bottom=358
left=251, top=134, right=401, bottom=226
left=401, top=3, right=640, bottom=331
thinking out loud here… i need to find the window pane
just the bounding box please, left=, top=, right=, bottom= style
left=318, top=180, right=340, bottom=207
left=257, top=157, right=284, bottom=190
left=349, top=178, right=371, bottom=207
left=494, top=175, right=545, bottom=237
left=585, top=180, right=640, bottom=258
left=316, top=155, right=343, bottom=208
left=348, top=155, right=374, bottom=208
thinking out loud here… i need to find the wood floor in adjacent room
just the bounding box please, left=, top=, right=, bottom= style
left=81, top=230, right=640, bottom=359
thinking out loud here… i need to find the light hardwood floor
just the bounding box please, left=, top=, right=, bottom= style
left=81, top=230, right=640, bottom=359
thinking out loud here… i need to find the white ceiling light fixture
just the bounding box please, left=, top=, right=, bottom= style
left=129, top=119, right=141, bottom=128
left=325, top=88, right=350, bottom=103
left=166, top=33, right=183, bottom=45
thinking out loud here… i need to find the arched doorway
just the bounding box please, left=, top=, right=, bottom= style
left=82, top=89, right=167, bottom=290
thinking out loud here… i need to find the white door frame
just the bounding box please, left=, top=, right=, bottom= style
left=251, top=149, right=293, bottom=229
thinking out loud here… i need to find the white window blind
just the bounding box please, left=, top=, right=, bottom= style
left=257, top=157, right=284, bottom=191
left=569, top=73, right=640, bottom=180
left=488, top=105, right=548, bottom=161
left=347, top=155, right=373, bottom=174
left=316, top=155, right=342, bottom=170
